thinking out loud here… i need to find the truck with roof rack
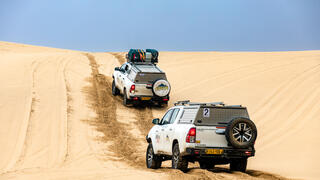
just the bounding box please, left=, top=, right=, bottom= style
left=146, top=100, right=258, bottom=172
left=112, top=49, right=170, bottom=106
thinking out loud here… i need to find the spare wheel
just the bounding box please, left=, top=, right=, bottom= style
left=152, top=79, right=171, bottom=97
left=225, top=117, right=257, bottom=148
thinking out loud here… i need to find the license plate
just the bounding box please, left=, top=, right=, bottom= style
left=141, top=97, right=151, bottom=100
left=205, top=149, right=224, bottom=155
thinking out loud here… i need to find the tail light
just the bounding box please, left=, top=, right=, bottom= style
left=130, top=85, right=135, bottom=93
left=186, top=128, right=196, bottom=143
left=162, top=98, right=169, bottom=101
left=216, top=126, right=226, bottom=129
left=245, top=151, right=252, bottom=156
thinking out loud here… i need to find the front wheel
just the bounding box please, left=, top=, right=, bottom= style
left=146, top=143, right=162, bottom=169
left=230, top=158, right=247, bottom=172
left=172, top=143, right=188, bottom=172
left=112, top=80, right=120, bottom=96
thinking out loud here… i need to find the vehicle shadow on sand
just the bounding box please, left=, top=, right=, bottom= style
left=156, top=166, right=288, bottom=180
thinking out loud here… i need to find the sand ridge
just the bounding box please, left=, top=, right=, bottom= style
left=0, top=41, right=319, bottom=179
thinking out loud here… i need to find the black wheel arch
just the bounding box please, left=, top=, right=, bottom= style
left=172, top=139, right=178, bottom=151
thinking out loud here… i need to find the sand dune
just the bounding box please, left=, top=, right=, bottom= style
left=0, top=41, right=319, bottom=179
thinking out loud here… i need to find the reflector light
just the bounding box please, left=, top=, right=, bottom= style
left=162, top=99, right=169, bottom=101
left=216, top=126, right=226, bottom=129
left=133, top=97, right=138, bottom=100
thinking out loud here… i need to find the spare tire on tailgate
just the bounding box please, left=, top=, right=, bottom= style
left=152, top=79, right=170, bottom=97
left=225, top=117, right=257, bottom=148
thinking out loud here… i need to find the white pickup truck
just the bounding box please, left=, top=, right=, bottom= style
left=112, top=49, right=170, bottom=106
left=146, top=101, right=257, bottom=172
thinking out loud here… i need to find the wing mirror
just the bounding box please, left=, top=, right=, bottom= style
left=152, top=118, right=160, bottom=125
left=114, top=67, right=120, bottom=71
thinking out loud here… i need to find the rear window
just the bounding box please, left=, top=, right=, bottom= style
left=127, top=70, right=137, bottom=81
left=179, top=107, right=199, bottom=124
left=194, top=107, right=249, bottom=126
left=135, top=73, right=166, bottom=83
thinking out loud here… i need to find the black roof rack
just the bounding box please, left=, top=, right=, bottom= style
left=174, top=100, right=243, bottom=108
left=174, top=100, right=225, bottom=106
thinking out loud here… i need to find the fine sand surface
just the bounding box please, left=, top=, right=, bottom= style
left=0, top=41, right=319, bottom=180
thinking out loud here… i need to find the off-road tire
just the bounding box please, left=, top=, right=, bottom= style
left=225, top=117, right=257, bottom=149
left=146, top=143, right=162, bottom=169
left=112, top=80, right=120, bottom=96
left=199, top=160, right=215, bottom=169
left=172, top=143, right=188, bottom=172
left=158, top=101, right=168, bottom=107
left=152, top=79, right=171, bottom=97
left=230, top=158, right=247, bottom=172
left=123, top=90, right=130, bottom=106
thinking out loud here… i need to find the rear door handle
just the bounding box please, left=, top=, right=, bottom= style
left=169, top=128, right=173, bottom=131
left=161, top=129, right=164, bottom=131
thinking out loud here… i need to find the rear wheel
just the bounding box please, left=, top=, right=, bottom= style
left=158, top=101, right=168, bottom=107
left=112, top=80, right=120, bottom=96
left=146, top=143, right=162, bottom=169
left=123, top=90, right=130, bottom=106
left=199, top=160, right=215, bottom=169
left=230, top=158, right=247, bottom=172
left=172, top=143, right=188, bottom=172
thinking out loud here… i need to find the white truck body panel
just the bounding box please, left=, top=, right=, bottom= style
left=147, top=105, right=248, bottom=156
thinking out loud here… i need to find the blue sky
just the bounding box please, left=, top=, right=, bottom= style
left=0, top=0, right=319, bottom=52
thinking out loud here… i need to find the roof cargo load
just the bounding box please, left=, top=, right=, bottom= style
left=146, top=49, right=158, bottom=63
left=126, top=49, right=159, bottom=64
left=127, top=49, right=145, bottom=63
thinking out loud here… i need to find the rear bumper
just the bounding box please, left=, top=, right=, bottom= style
left=129, top=95, right=169, bottom=102
left=185, top=146, right=255, bottom=159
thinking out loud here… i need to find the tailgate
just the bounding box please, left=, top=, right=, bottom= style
left=135, top=84, right=153, bottom=96
left=196, top=126, right=228, bottom=148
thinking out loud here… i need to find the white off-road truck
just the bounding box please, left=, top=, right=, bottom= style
left=112, top=49, right=171, bottom=106
left=146, top=100, right=257, bottom=172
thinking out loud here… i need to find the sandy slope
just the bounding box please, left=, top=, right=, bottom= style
left=0, top=42, right=167, bottom=179
left=157, top=51, right=320, bottom=179
left=0, top=41, right=319, bottom=180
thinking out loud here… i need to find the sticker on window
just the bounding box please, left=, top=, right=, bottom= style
left=203, top=108, right=210, bottom=117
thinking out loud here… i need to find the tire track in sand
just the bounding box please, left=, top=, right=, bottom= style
left=13, top=60, right=40, bottom=169
left=83, top=53, right=147, bottom=167
left=62, top=58, right=73, bottom=164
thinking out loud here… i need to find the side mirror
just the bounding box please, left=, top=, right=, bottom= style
left=152, top=118, right=160, bottom=125
left=114, top=67, right=120, bottom=71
